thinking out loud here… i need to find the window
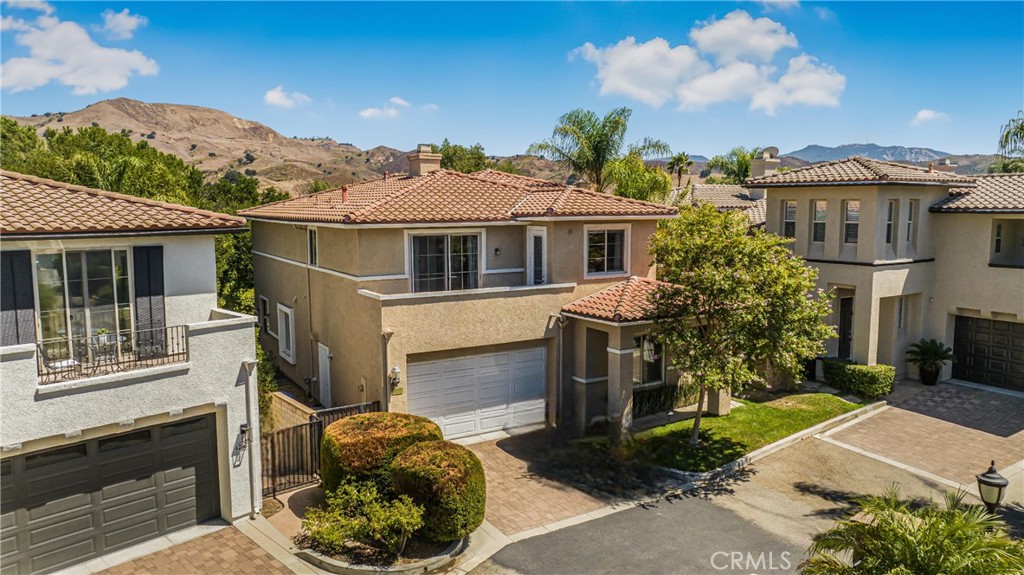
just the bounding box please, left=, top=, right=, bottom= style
left=843, top=201, right=860, bottom=244
left=906, top=200, right=917, bottom=247
left=885, top=200, right=895, bottom=245
left=994, top=223, right=1003, bottom=253
left=527, top=227, right=547, bottom=285
left=897, top=297, right=905, bottom=330
left=258, top=296, right=272, bottom=334
left=277, top=304, right=295, bottom=363
left=812, top=200, right=827, bottom=243
left=782, top=201, right=797, bottom=238
left=586, top=227, right=627, bottom=276
left=633, top=335, right=663, bottom=386
left=307, top=228, right=318, bottom=267
left=411, top=234, right=480, bottom=292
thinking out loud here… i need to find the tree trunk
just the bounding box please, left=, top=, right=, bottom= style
left=689, top=383, right=707, bottom=446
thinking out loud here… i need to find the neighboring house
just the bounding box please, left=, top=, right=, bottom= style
left=747, top=159, right=1024, bottom=391
left=0, top=171, right=262, bottom=574
left=240, top=145, right=703, bottom=440
left=668, top=148, right=780, bottom=229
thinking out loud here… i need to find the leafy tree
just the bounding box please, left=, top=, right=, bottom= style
left=665, top=152, right=694, bottom=187
left=649, top=205, right=834, bottom=445
left=605, top=152, right=672, bottom=203
left=991, top=110, right=1024, bottom=173
left=430, top=139, right=519, bottom=174
left=705, top=146, right=763, bottom=184
left=528, top=107, right=670, bottom=192
left=801, top=488, right=1024, bottom=575
left=308, top=178, right=332, bottom=193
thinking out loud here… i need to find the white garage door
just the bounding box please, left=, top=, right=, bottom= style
left=407, top=347, right=546, bottom=439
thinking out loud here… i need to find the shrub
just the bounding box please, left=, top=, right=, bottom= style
left=391, top=441, right=486, bottom=542
left=822, top=358, right=894, bottom=399
left=320, top=412, right=442, bottom=492
left=302, top=480, right=423, bottom=555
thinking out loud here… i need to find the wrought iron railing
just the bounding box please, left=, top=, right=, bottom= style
left=36, top=325, right=189, bottom=384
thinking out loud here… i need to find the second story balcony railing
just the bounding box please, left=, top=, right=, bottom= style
left=36, top=325, right=189, bottom=384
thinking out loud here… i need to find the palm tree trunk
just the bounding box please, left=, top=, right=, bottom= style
left=689, top=382, right=707, bottom=446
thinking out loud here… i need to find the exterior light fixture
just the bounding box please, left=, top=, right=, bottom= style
left=494, top=247, right=501, bottom=256
left=976, top=460, right=1008, bottom=514
left=389, top=365, right=402, bottom=387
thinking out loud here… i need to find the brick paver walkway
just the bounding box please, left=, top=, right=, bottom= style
left=468, top=438, right=605, bottom=536
left=97, top=527, right=292, bottom=575
left=828, top=383, right=1024, bottom=487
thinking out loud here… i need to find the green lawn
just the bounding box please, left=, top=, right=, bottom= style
left=632, top=393, right=863, bottom=472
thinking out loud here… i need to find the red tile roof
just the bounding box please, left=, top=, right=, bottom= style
left=562, top=276, right=671, bottom=322
left=930, top=173, right=1024, bottom=213
left=239, top=169, right=677, bottom=224
left=669, top=184, right=767, bottom=227
left=0, top=170, right=246, bottom=236
left=745, top=156, right=976, bottom=187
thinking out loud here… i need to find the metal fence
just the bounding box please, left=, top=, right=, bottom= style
left=37, top=325, right=189, bottom=384
left=632, top=383, right=687, bottom=419
left=261, top=401, right=381, bottom=497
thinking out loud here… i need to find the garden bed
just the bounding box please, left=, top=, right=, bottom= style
left=294, top=533, right=459, bottom=570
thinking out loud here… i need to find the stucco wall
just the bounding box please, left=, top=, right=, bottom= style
left=550, top=220, right=657, bottom=284
left=0, top=310, right=261, bottom=522
left=252, top=220, right=307, bottom=262
left=268, top=390, right=316, bottom=430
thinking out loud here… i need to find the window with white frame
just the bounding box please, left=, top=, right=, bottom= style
left=844, top=200, right=860, bottom=244
left=527, top=227, right=547, bottom=285
left=906, top=200, right=918, bottom=247
left=632, top=335, right=663, bottom=387
left=411, top=234, right=480, bottom=292
left=811, top=200, right=827, bottom=243
left=885, top=200, right=896, bottom=245
left=307, top=228, right=318, bottom=267
left=258, top=295, right=272, bottom=334
left=782, top=200, right=797, bottom=238
left=586, top=227, right=627, bottom=276
left=277, top=304, right=295, bottom=363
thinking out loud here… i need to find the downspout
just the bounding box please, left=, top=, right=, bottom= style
left=242, top=360, right=259, bottom=519
left=553, top=313, right=570, bottom=431
left=305, top=261, right=315, bottom=396
left=381, top=330, right=395, bottom=411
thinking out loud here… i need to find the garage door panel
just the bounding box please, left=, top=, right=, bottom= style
left=30, top=538, right=96, bottom=574
left=102, top=492, right=159, bottom=524
left=25, top=493, right=92, bottom=522
left=29, top=514, right=96, bottom=548
left=104, top=518, right=160, bottom=549
left=954, top=316, right=1024, bottom=391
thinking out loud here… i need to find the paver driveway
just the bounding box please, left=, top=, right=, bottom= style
left=467, top=434, right=605, bottom=537
left=824, top=382, right=1024, bottom=496
left=97, top=527, right=292, bottom=575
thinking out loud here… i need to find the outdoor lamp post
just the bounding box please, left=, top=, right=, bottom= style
left=976, top=460, right=1008, bottom=514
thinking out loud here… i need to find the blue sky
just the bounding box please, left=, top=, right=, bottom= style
left=2, top=1, right=1022, bottom=157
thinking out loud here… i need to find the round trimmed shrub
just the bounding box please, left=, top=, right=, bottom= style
left=391, top=440, right=486, bottom=542
left=320, top=412, right=442, bottom=492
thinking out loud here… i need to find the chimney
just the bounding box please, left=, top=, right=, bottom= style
left=407, top=144, right=442, bottom=177
left=748, top=146, right=780, bottom=200
left=341, top=185, right=349, bottom=203
left=932, top=158, right=958, bottom=173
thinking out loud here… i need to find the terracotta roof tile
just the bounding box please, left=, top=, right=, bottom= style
left=240, top=169, right=676, bottom=224
left=744, top=156, right=976, bottom=187
left=0, top=170, right=246, bottom=236
left=669, top=184, right=766, bottom=227
left=562, top=276, right=671, bottom=322
left=930, top=173, right=1024, bottom=213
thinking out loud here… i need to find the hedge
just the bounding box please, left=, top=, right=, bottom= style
left=822, top=358, right=895, bottom=399
left=391, top=440, right=486, bottom=542
left=320, top=412, right=442, bottom=492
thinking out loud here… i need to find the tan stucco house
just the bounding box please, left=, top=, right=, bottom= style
left=0, top=171, right=262, bottom=573
left=240, top=145, right=708, bottom=440
left=747, top=159, right=1023, bottom=392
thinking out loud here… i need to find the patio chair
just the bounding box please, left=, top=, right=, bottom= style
left=89, top=334, right=120, bottom=373
left=38, top=343, right=82, bottom=379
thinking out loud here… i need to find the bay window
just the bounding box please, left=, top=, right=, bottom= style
left=412, top=234, right=480, bottom=292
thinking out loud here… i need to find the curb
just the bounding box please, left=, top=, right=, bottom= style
left=656, top=400, right=888, bottom=483
left=295, top=538, right=466, bottom=575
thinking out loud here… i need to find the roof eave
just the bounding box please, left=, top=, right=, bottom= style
left=0, top=225, right=248, bottom=240
left=743, top=180, right=976, bottom=188
left=928, top=207, right=1024, bottom=214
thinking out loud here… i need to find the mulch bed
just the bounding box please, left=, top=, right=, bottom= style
left=261, top=497, right=284, bottom=518
left=293, top=534, right=451, bottom=567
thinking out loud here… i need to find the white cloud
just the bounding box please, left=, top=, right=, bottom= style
left=389, top=96, right=410, bottom=107
left=759, top=0, right=800, bottom=10
left=690, top=10, right=797, bottom=64
left=359, top=107, right=399, bottom=119
left=421, top=103, right=439, bottom=112
left=100, top=9, right=147, bottom=40
left=264, top=85, right=311, bottom=109
left=571, top=37, right=708, bottom=108
left=1, top=15, right=31, bottom=31
left=1, top=12, right=158, bottom=95
left=750, top=55, right=846, bottom=115
left=3, top=0, right=53, bottom=15
left=813, top=7, right=837, bottom=21
left=911, top=109, right=951, bottom=126
left=677, top=62, right=765, bottom=110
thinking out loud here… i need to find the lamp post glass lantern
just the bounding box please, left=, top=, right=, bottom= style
left=976, top=460, right=1008, bottom=513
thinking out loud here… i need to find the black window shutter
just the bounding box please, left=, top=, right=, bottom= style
left=133, top=246, right=166, bottom=355
left=1, top=250, right=36, bottom=346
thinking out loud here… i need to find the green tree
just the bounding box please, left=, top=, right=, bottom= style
left=528, top=107, right=670, bottom=193
left=307, top=178, right=332, bottom=194
left=649, top=204, right=834, bottom=445
left=705, top=146, right=763, bottom=184
left=605, top=152, right=672, bottom=203
left=991, top=110, right=1024, bottom=173
left=665, top=152, right=694, bottom=187
left=431, top=139, right=519, bottom=174
left=801, top=488, right=1024, bottom=575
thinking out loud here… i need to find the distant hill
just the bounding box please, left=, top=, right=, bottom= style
left=786, top=143, right=952, bottom=163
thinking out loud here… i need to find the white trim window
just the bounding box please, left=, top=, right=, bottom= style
left=277, top=304, right=296, bottom=363
left=782, top=200, right=797, bottom=238
left=258, top=295, right=273, bottom=335
left=843, top=200, right=860, bottom=244
left=585, top=225, right=629, bottom=277
left=526, top=226, right=548, bottom=285
left=906, top=200, right=918, bottom=248
left=411, top=233, right=480, bottom=292
left=885, top=200, right=896, bottom=245
left=811, top=200, right=827, bottom=243
left=307, top=227, right=318, bottom=267
left=632, top=335, right=664, bottom=387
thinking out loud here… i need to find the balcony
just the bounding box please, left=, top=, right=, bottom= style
left=36, top=326, right=190, bottom=384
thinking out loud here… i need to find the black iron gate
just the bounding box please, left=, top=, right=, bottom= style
left=261, top=401, right=380, bottom=496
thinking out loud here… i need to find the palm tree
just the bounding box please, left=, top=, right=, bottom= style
left=705, top=146, right=763, bottom=184
left=528, top=108, right=670, bottom=193
left=998, top=110, right=1024, bottom=157
left=801, top=488, right=1024, bottom=575
left=665, top=152, right=694, bottom=187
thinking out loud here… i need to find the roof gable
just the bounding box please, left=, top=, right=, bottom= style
left=562, top=276, right=671, bottom=322
left=930, top=172, right=1024, bottom=213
